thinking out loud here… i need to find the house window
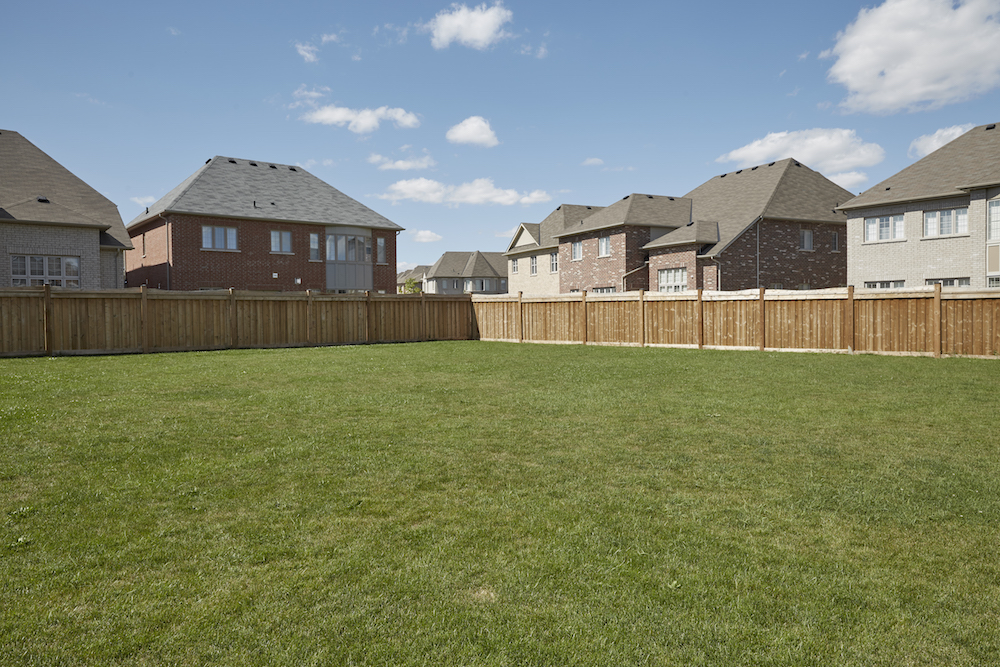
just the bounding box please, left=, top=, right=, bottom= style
left=309, top=233, right=321, bottom=261
left=592, top=286, right=616, bottom=293
left=453, top=279, right=460, bottom=290
left=832, top=231, right=839, bottom=252
left=202, top=226, right=238, bottom=250
left=11, top=255, right=80, bottom=288
left=511, top=258, right=518, bottom=274
left=530, top=256, right=537, bottom=276
left=271, top=230, right=292, bottom=253
left=484, top=279, right=491, bottom=291
left=598, top=236, right=611, bottom=257
left=572, top=241, right=582, bottom=261
left=141, top=233, right=146, bottom=257
left=925, top=278, right=970, bottom=287
left=657, top=267, right=687, bottom=292
left=800, top=228, right=813, bottom=251
left=377, top=237, right=386, bottom=264
left=924, top=208, right=968, bottom=237
left=989, top=201, right=1000, bottom=240
left=864, top=280, right=905, bottom=289
left=500, top=279, right=506, bottom=291
left=550, top=252, right=558, bottom=273
left=989, top=277, right=1000, bottom=288
left=326, top=234, right=371, bottom=263
left=864, top=215, right=903, bottom=242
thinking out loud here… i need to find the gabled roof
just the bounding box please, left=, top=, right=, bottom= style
left=0, top=129, right=131, bottom=249
left=505, top=204, right=603, bottom=255
left=426, top=251, right=507, bottom=279
left=839, top=122, right=1000, bottom=210
left=553, top=194, right=691, bottom=238
left=127, top=156, right=403, bottom=231
left=645, top=158, right=852, bottom=255
left=397, top=265, right=431, bottom=284
left=646, top=220, right=719, bottom=249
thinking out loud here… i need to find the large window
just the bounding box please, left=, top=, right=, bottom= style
left=598, top=236, right=611, bottom=257
left=550, top=252, right=558, bottom=273
left=309, top=233, right=321, bottom=260
left=11, top=255, right=80, bottom=288
left=864, top=215, right=904, bottom=242
left=658, top=267, right=687, bottom=292
left=326, top=233, right=371, bottom=262
left=571, top=241, right=582, bottom=261
left=529, top=256, right=537, bottom=276
left=202, top=226, right=238, bottom=250
left=924, top=207, right=968, bottom=237
left=271, top=230, right=292, bottom=253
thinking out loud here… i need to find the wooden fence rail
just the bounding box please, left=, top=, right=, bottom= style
left=4, top=285, right=1000, bottom=358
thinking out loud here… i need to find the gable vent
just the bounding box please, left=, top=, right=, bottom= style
left=988, top=124, right=996, bottom=130
left=228, top=159, right=237, bottom=164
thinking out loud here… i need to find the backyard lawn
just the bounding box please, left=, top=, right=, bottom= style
left=2, top=341, right=999, bottom=665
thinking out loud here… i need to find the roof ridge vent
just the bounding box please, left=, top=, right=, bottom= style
left=205, top=158, right=211, bottom=164
left=249, top=162, right=258, bottom=167
left=751, top=166, right=758, bottom=170
left=622, top=195, right=630, bottom=200
left=987, top=124, right=996, bottom=130
left=720, top=174, right=727, bottom=178
left=668, top=197, right=674, bottom=201
left=289, top=167, right=297, bottom=172
left=269, top=165, right=277, bottom=169
left=556, top=205, right=561, bottom=210
left=736, top=170, right=742, bottom=174
left=36, top=196, right=49, bottom=203
left=228, top=159, right=237, bottom=164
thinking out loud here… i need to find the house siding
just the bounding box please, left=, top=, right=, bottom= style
left=508, top=250, right=560, bottom=295
left=2, top=222, right=105, bottom=290
left=559, top=226, right=650, bottom=292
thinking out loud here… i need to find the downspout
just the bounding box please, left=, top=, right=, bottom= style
left=756, top=218, right=760, bottom=288
left=622, top=261, right=649, bottom=292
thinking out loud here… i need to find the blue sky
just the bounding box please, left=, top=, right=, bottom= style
left=6, top=0, right=1000, bottom=270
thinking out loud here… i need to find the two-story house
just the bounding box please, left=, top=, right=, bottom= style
left=422, top=251, right=507, bottom=294
left=505, top=204, right=603, bottom=295
left=125, top=156, right=402, bottom=292
left=839, top=122, right=1000, bottom=289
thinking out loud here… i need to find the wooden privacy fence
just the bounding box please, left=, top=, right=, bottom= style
left=0, top=286, right=475, bottom=357
left=473, top=286, right=1000, bottom=358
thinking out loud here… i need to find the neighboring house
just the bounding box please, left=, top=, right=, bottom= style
left=125, top=156, right=402, bottom=292
left=1, top=129, right=131, bottom=289
left=423, top=251, right=507, bottom=294
left=397, top=264, right=430, bottom=293
left=644, top=158, right=852, bottom=292
left=505, top=204, right=604, bottom=295
left=839, top=122, right=1000, bottom=290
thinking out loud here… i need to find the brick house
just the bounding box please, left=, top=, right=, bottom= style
left=838, top=122, right=1000, bottom=290
left=423, top=251, right=507, bottom=294
left=1, top=129, right=131, bottom=289
left=125, top=156, right=402, bottom=292
left=644, top=158, right=852, bottom=292
left=505, top=204, right=603, bottom=295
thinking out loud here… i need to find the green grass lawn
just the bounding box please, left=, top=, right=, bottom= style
left=2, top=342, right=999, bottom=666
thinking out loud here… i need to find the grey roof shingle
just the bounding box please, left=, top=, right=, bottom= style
left=553, top=194, right=691, bottom=238
left=127, top=156, right=403, bottom=231
left=397, top=265, right=431, bottom=284
left=0, top=129, right=131, bottom=249
left=644, top=158, right=852, bottom=255
left=838, top=123, right=1000, bottom=210
left=425, top=251, right=507, bottom=279
left=505, top=204, right=604, bottom=255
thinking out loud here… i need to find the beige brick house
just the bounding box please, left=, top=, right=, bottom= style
left=1, top=129, right=131, bottom=289
left=839, top=123, right=1000, bottom=290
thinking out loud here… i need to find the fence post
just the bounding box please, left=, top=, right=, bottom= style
left=845, top=285, right=854, bottom=353
left=229, top=288, right=238, bottom=349
left=758, top=287, right=766, bottom=351
left=140, top=285, right=149, bottom=354
left=366, top=291, right=375, bottom=343
left=638, top=290, right=646, bottom=347
left=517, top=291, right=524, bottom=343
left=696, top=289, right=704, bottom=349
left=306, top=290, right=314, bottom=346
left=43, top=284, right=54, bottom=356
left=421, top=292, right=428, bottom=341
left=581, top=291, right=588, bottom=345
left=933, top=282, right=942, bottom=358
left=469, top=295, right=478, bottom=341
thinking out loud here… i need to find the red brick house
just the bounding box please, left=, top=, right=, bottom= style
left=125, top=156, right=402, bottom=292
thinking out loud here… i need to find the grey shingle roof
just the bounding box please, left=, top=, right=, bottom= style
left=397, top=265, right=431, bottom=284
left=645, top=158, right=852, bottom=255
left=127, top=156, right=403, bottom=231
left=839, top=123, right=1000, bottom=210
left=505, top=204, right=604, bottom=255
left=426, top=251, right=507, bottom=279
left=0, top=129, right=131, bottom=249
left=553, top=194, right=691, bottom=238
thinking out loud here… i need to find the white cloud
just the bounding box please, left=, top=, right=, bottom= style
left=131, top=196, right=155, bottom=208
left=716, top=128, right=885, bottom=175
left=798, top=51, right=809, bottom=60
left=167, top=27, right=181, bottom=36
left=536, top=43, right=548, bottom=59
left=367, top=152, right=437, bottom=170
left=822, top=0, right=1000, bottom=114
left=321, top=33, right=340, bottom=44
left=378, top=177, right=551, bottom=206
left=826, top=171, right=869, bottom=190
left=602, top=166, right=635, bottom=172
left=908, top=123, right=976, bottom=158
left=422, top=2, right=513, bottom=50
left=352, top=54, right=362, bottom=62
left=446, top=116, right=499, bottom=146
left=413, top=230, right=444, bottom=242
left=288, top=84, right=330, bottom=109
left=581, top=157, right=604, bottom=166
left=496, top=226, right=518, bottom=238
left=301, top=103, right=420, bottom=134
left=397, top=261, right=418, bottom=272
left=520, top=42, right=547, bottom=58
left=295, top=42, right=319, bottom=63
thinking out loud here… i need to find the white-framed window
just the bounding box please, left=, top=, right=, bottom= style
left=530, top=256, right=537, bottom=276
left=989, top=276, right=1000, bottom=288
left=926, top=278, right=970, bottom=287
left=11, top=255, right=81, bottom=288
left=924, top=208, right=968, bottom=237
left=453, top=279, right=459, bottom=290
left=657, top=267, right=687, bottom=292
left=550, top=252, right=558, bottom=273
left=864, top=215, right=904, bottom=242
left=989, top=201, right=1000, bottom=240
left=500, top=279, right=506, bottom=291
left=800, top=228, right=813, bottom=251
left=202, top=225, right=238, bottom=250
left=864, top=280, right=905, bottom=289
left=571, top=241, right=582, bottom=261
left=325, top=234, right=371, bottom=262
left=592, top=286, right=616, bottom=293
left=598, top=236, right=611, bottom=257
left=271, top=230, right=292, bottom=253
left=511, top=258, right=518, bottom=274
left=309, top=233, right=321, bottom=260
left=832, top=231, right=839, bottom=252
left=377, top=237, right=386, bottom=264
